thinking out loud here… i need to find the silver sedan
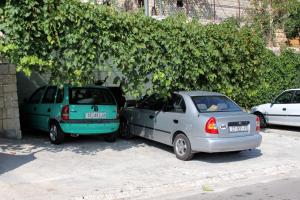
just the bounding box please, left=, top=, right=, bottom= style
left=120, top=91, right=262, bottom=161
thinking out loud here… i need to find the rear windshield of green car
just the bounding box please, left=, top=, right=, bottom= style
left=192, top=96, right=241, bottom=113
left=69, top=88, right=116, bottom=105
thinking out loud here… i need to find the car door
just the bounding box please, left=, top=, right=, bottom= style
left=288, top=90, right=300, bottom=126
left=266, top=90, right=294, bottom=126
left=40, top=86, right=57, bottom=131
left=23, top=86, right=46, bottom=130
left=134, top=94, right=163, bottom=140
left=154, top=94, right=186, bottom=145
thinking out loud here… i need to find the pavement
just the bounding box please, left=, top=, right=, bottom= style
left=176, top=177, right=300, bottom=200
left=0, top=126, right=300, bottom=200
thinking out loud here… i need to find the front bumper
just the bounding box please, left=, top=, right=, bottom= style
left=59, top=119, right=119, bottom=135
left=191, top=134, right=262, bottom=153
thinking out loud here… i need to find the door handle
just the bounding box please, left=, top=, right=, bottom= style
left=283, top=108, right=286, bottom=111
left=173, top=119, right=179, bottom=124
left=149, top=115, right=154, bottom=119
left=33, top=107, right=37, bottom=111
left=47, top=108, right=51, bottom=112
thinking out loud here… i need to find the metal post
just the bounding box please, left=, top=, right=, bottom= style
left=144, top=0, right=149, bottom=16
left=213, top=0, right=216, bottom=21
left=159, top=0, right=163, bottom=17
left=237, top=0, right=241, bottom=22
left=186, top=0, right=189, bottom=16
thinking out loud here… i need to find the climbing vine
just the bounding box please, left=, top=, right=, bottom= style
left=0, top=0, right=299, bottom=108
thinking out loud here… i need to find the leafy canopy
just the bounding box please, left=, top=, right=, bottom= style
left=1, top=0, right=300, bottom=108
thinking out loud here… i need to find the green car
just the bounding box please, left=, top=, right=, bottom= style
left=21, top=85, right=120, bottom=144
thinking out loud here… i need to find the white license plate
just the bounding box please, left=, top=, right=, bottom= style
left=85, top=112, right=106, bottom=119
left=229, top=126, right=248, bottom=133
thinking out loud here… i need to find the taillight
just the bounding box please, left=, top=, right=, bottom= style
left=256, top=116, right=260, bottom=132
left=61, top=105, right=69, bottom=121
left=205, top=117, right=219, bottom=134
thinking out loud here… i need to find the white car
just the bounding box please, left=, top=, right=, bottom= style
left=251, top=89, right=300, bottom=127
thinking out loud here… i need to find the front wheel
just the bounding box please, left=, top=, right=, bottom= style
left=49, top=122, right=64, bottom=145
left=173, top=134, right=194, bottom=161
left=255, top=113, right=267, bottom=129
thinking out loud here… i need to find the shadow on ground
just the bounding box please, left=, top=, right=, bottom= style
left=0, top=130, right=263, bottom=175
left=1, top=130, right=147, bottom=156
left=0, top=152, right=36, bottom=175
left=265, top=125, right=300, bottom=132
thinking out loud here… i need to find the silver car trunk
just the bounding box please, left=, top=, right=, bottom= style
left=201, top=112, right=256, bottom=138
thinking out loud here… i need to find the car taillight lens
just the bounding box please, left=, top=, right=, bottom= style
left=256, top=116, right=260, bottom=132
left=61, top=105, right=69, bottom=121
left=205, top=117, right=219, bottom=134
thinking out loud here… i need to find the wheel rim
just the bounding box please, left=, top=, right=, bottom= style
left=175, top=138, right=187, bottom=156
left=50, top=125, right=57, bottom=141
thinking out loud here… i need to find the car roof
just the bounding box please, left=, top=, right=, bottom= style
left=176, top=91, right=224, bottom=97
left=285, top=88, right=300, bottom=91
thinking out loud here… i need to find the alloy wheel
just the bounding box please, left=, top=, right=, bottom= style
left=50, top=125, right=57, bottom=141
left=175, top=138, right=187, bottom=156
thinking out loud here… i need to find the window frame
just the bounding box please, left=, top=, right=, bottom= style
left=291, top=90, right=300, bottom=104
left=137, top=94, right=165, bottom=111
left=273, top=91, right=295, bottom=104
left=191, top=95, right=242, bottom=113
left=164, top=94, right=186, bottom=113
left=68, top=87, right=117, bottom=105
left=41, top=86, right=58, bottom=104
left=28, top=86, right=46, bottom=104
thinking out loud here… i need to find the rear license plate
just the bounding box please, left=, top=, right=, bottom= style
left=85, top=112, right=106, bottom=119
left=229, top=126, right=248, bottom=133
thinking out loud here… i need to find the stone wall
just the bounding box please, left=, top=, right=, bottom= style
left=0, top=59, right=22, bottom=139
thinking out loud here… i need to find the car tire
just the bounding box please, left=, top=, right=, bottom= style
left=105, top=131, right=117, bottom=142
left=173, top=134, right=194, bottom=161
left=49, top=122, right=64, bottom=145
left=255, top=112, right=267, bottom=128
left=120, top=120, right=134, bottom=139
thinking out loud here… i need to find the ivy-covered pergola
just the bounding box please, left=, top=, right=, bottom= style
left=1, top=0, right=299, bottom=109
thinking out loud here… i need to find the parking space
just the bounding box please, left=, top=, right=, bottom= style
left=1, top=128, right=300, bottom=200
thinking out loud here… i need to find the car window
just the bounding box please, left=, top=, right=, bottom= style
left=165, top=94, right=186, bottom=113
left=28, top=87, right=46, bottom=104
left=274, top=91, right=294, bottom=104
left=42, top=86, right=57, bottom=104
left=192, top=96, right=241, bottom=113
left=138, top=94, right=165, bottom=111
left=292, top=91, right=300, bottom=103
left=56, top=88, right=64, bottom=103
left=69, top=87, right=116, bottom=105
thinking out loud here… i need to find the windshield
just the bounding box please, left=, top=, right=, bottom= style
left=192, top=96, right=241, bottom=113
left=69, top=87, right=116, bottom=105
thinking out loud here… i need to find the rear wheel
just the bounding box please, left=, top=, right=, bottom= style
left=49, top=122, right=64, bottom=145
left=255, top=112, right=267, bottom=128
left=104, top=131, right=117, bottom=142
left=173, top=134, right=194, bottom=161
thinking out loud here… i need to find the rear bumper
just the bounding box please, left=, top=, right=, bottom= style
left=191, top=134, right=262, bottom=153
left=60, top=120, right=119, bottom=135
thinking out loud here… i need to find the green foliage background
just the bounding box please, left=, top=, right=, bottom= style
left=0, top=0, right=300, bottom=108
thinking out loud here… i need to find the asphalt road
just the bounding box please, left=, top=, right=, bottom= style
left=178, top=177, right=300, bottom=200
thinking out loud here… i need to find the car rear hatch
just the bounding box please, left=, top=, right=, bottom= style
left=206, top=112, right=256, bottom=138
left=68, top=87, right=117, bottom=120
left=192, top=95, right=257, bottom=138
